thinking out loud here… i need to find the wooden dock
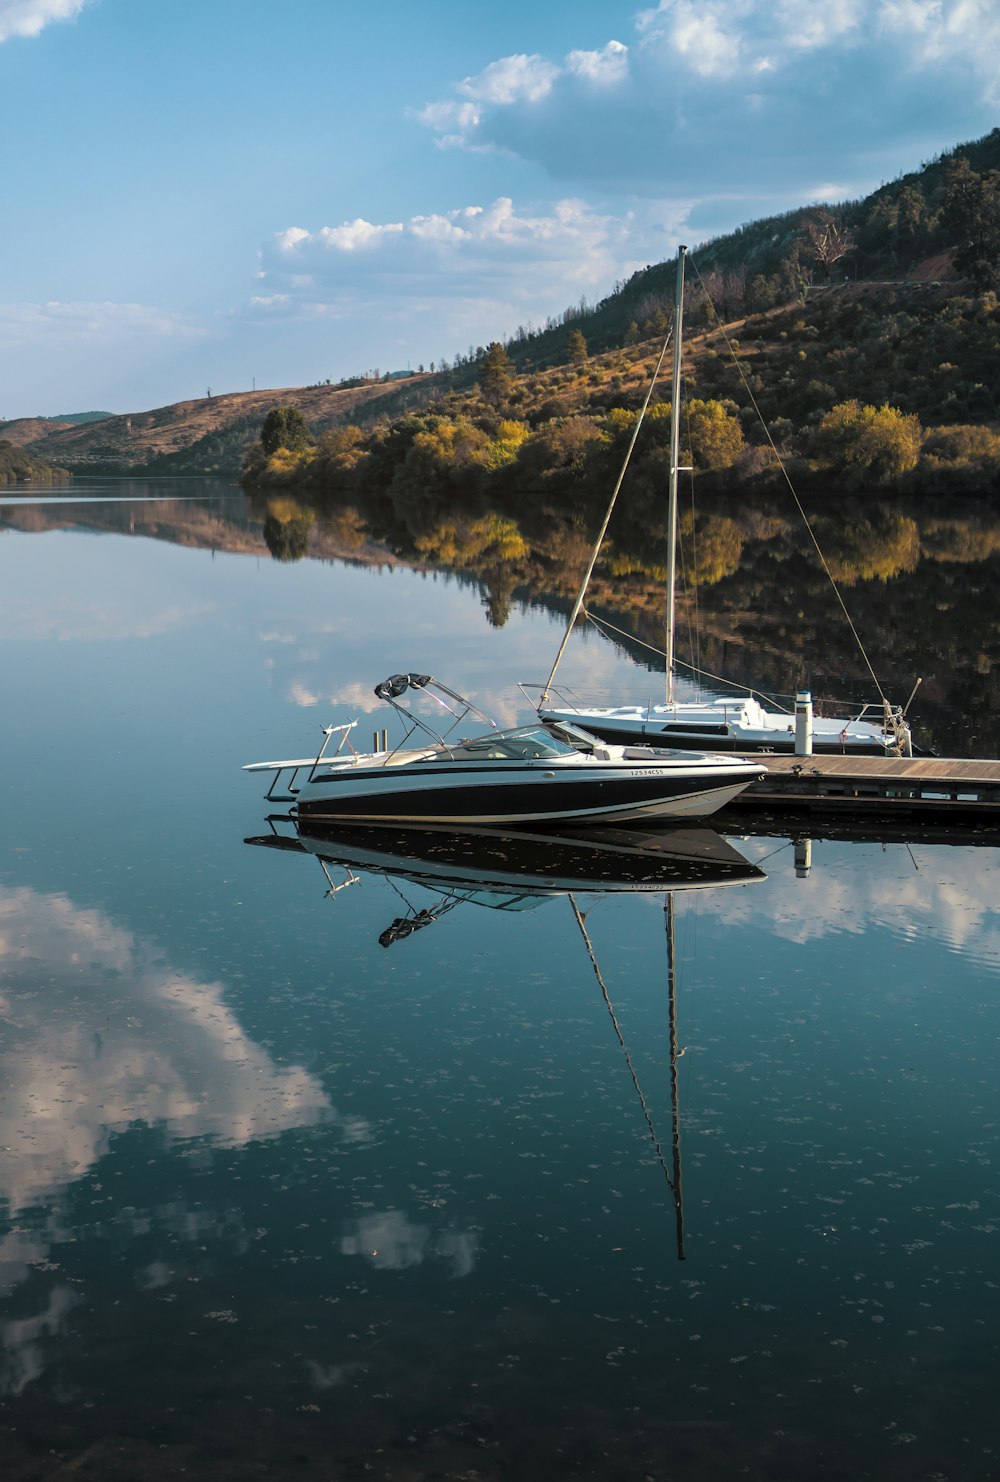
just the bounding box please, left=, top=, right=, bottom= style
left=723, top=754, right=1000, bottom=824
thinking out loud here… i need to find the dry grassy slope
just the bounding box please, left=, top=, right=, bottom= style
left=0, top=418, right=75, bottom=447
left=3, top=377, right=436, bottom=471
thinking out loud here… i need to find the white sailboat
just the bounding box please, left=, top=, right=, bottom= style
left=534, top=246, right=918, bottom=758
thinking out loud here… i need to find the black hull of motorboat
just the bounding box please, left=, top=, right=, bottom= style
left=293, top=763, right=761, bottom=825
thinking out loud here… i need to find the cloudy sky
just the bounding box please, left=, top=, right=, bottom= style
left=1, top=0, right=997, bottom=419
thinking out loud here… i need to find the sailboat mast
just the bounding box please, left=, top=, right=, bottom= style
left=665, top=245, right=687, bottom=706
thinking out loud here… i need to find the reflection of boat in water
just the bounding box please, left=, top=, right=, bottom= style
left=245, top=816, right=764, bottom=1259
left=245, top=815, right=766, bottom=915
left=244, top=672, right=765, bottom=826
left=534, top=246, right=919, bottom=759
left=727, top=808, right=1000, bottom=850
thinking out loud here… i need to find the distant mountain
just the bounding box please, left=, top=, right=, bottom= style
left=50, top=411, right=113, bottom=425
left=0, top=377, right=437, bottom=479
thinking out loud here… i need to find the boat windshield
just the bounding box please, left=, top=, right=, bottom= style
left=450, top=726, right=578, bottom=761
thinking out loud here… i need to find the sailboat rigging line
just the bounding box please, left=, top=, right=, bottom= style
left=665, top=244, right=687, bottom=705
left=681, top=407, right=701, bottom=684
left=577, top=608, right=793, bottom=714
left=750, top=837, right=796, bottom=867
left=540, top=328, right=675, bottom=704
left=567, top=895, right=681, bottom=1231
left=686, top=253, right=889, bottom=707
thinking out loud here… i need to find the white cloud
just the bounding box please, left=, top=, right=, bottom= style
left=261, top=194, right=640, bottom=285
left=276, top=226, right=310, bottom=251
left=248, top=293, right=290, bottom=309
left=878, top=0, right=1000, bottom=101
left=0, top=300, right=207, bottom=352
left=456, top=52, right=559, bottom=106
left=665, top=3, right=744, bottom=78
left=316, top=219, right=404, bottom=252
left=566, top=39, right=630, bottom=86
left=0, top=0, right=85, bottom=43
left=251, top=195, right=658, bottom=351
left=771, top=0, right=864, bottom=52
left=415, top=0, right=1000, bottom=202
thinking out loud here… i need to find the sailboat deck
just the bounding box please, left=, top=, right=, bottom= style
left=726, top=753, right=1000, bottom=820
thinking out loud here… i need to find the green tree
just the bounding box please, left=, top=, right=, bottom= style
left=682, top=398, right=746, bottom=470
left=814, top=400, right=922, bottom=485
left=478, top=342, right=514, bottom=410
left=895, top=184, right=928, bottom=255
left=316, top=424, right=368, bottom=480
left=261, top=405, right=313, bottom=456
left=391, top=416, right=491, bottom=496
left=943, top=156, right=1000, bottom=291
left=566, top=327, right=588, bottom=364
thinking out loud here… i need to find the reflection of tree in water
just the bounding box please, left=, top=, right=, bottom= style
left=247, top=481, right=1000, bottom=754
left=481, top=566, right=519, bottom=628
left=812, top=510, right=921, bottom=585
left=263, top=498, right=315, bottom=563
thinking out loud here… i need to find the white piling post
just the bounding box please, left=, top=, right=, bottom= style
left=794, top=838, right=812, bottom=878
left=795, top=690, right=814, bottom=757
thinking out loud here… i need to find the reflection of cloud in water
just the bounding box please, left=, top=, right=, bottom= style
left=341, top=1209, right=478, bottom=1278
left=0, top=885, right=360, bottom=1216
left=333, top=679, right=526, bottom=731
left=331, top=681, right=390, bottom=716
left=703, top=841, right=1000, bottom=964
left=1, top=1285, right=80, bottom=1396
left=289, top=681, right=321, bottom=707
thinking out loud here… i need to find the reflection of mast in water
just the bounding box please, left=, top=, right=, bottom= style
left=664, top=894, right=686, bottom=1262
left=568, top=893, right=686, bottom=1262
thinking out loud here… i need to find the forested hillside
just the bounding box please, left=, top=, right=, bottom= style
left=243, top=132, right=1000, bottom=502
left=0, top=440, right=69, bottom=486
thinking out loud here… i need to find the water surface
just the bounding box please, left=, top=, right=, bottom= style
left=1, top=482, right=998, bottom=1480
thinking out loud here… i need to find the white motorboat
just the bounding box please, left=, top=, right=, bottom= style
left=535, top=244, right=918, bottom=759
left=244, top=672, right=765, bottom=826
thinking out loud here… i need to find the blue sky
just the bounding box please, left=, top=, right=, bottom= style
left=1, top=0, right=997, bottom=420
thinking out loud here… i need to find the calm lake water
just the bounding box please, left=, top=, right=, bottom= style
left=1, top=479, right=998, bottom=1480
